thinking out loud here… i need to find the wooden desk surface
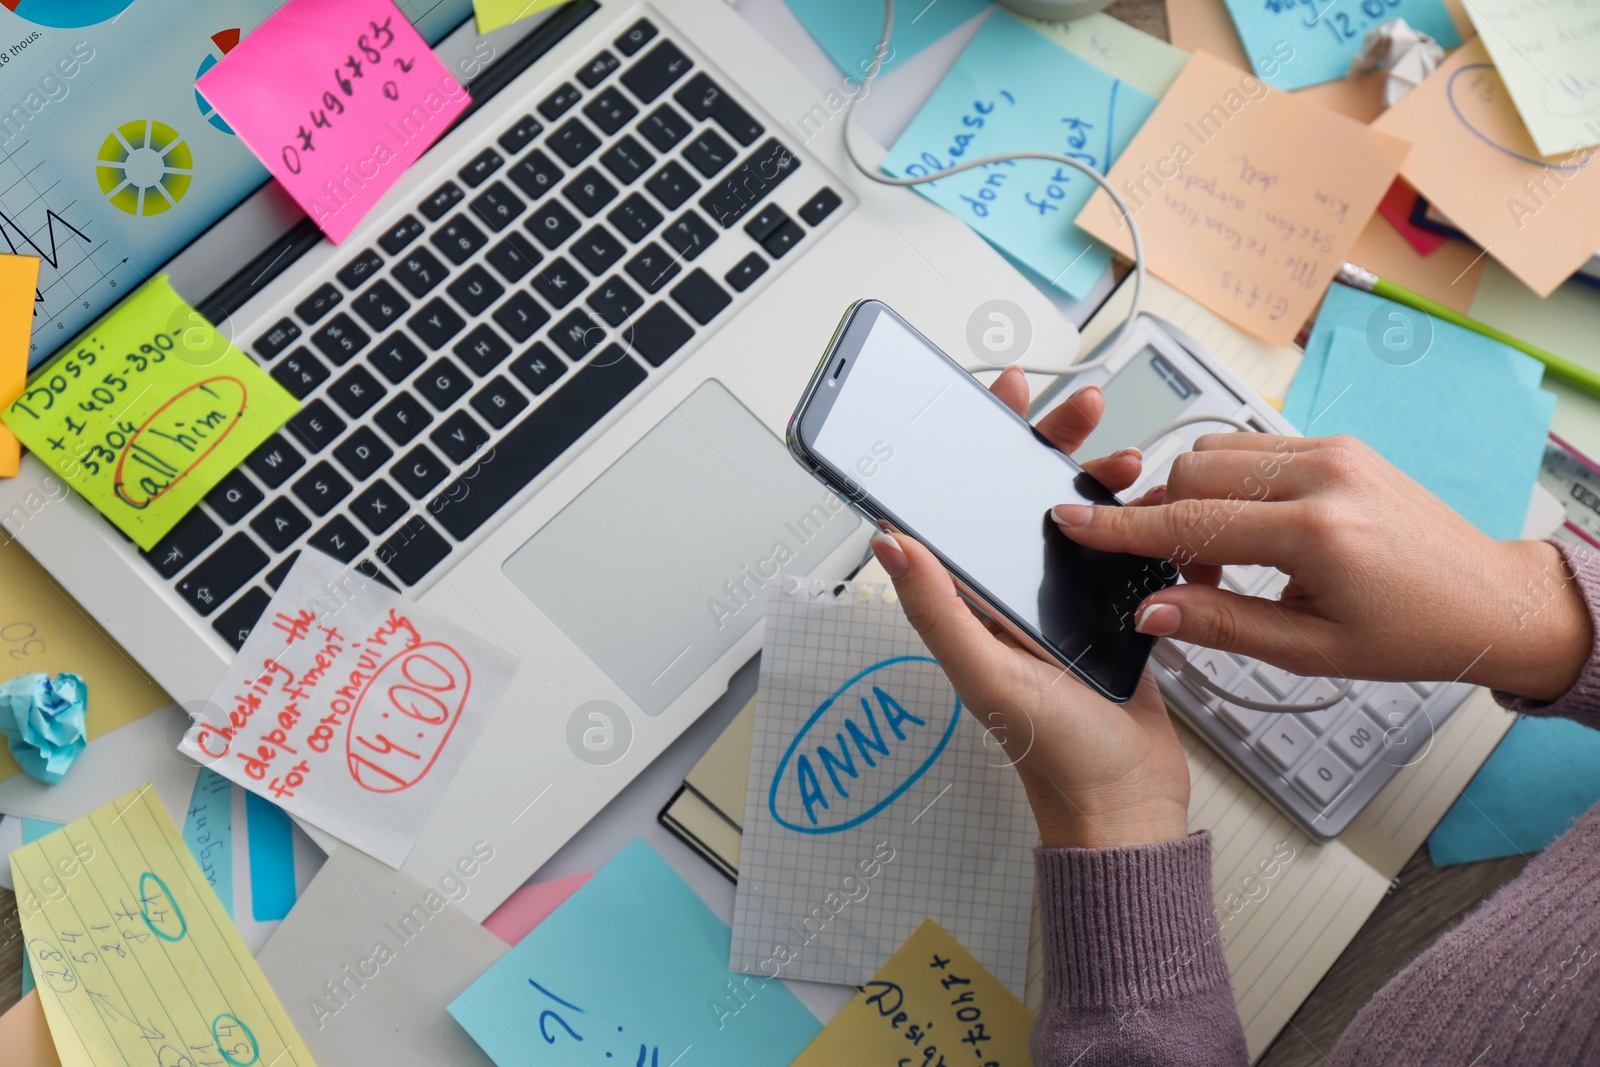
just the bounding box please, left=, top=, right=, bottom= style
left=0, top=5, right=1532, bottom=1066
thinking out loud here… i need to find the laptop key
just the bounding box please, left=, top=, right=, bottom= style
left=430, top=350, right=647, bottom=540
left=355, top=559, right=399, bottom=591
left=431, top=214, right=488, bottom=265
left=621, top=40, right=692, bottom=104
left=270, top=348, right=328, bottom=400
left=333, top=426, right=393, bottom=481
left=638, top=103, right=690, bottom=152
left=493, top=291, right=550, bottom=342
left=307, top=516, right=369, bottom=564
left=743, top=204, right=788, bottom=243
left=254, top=318, right=301, bottom=361
left=587, top=276, right=642, bottom=326
left=251, top=497, right=312, bottom=552
left=509, top=342, right=567, bottom=396
left=683, top=129, right=736, bottom=177
left=326, top=366, right=386, bottom=418
left=368, top=333, right=426, bottom=384
left=615, top=18, right=657, bottom=56
left=630, top=303, right=694, bottom=367
left=578, top=50, right=620, bottom=88
left=419, top=181, right=464, bottom=221
left=468, top=181, right=526, bottom=233
left=485, top=232, right=542, bottom=282
left=285, top=399, right=346, bottom=454
left=379, top=214, right=426, bottom=254
left=453, top=323, right=512, bottom=375
left=393, top=247, right=449, bottom=297
left=416, top=357, right=472, bottom=410
left=143, top=509, right=222, bottom=579
left=374, top=392, right=433, bottom=445
left=645, top=161, right=699, bottom=211
left=551, top=308, right=608, bottom=361
left=352, top=279, right=410, bottom=332
left=607, top=193, right=663, bottom=241
left=377, top=516, right=452, bottom=585
left=206, top=469, right=264, bottom=525
left=292, top=461, right=353, bottom=517
left=670, top=269, right=731, bottom=325
left=497, top=114, right=543, bottom=155
left=507, top=149, right=563, bottom=200
left=408, top=298, right=467, bottom=350
left=460, top=147, right=503, bottom=188
left=563, top=168, right=617, bottom=217
left=212, top=588, right=271, bottom=652
left=471, top=376, right=529, bottom=429
left=624, top=242, right=679, bottom=293
left=762, top=219, right=804, bottom=259
left=393, top=445, right=449, bottom=498
left=246, top=433, right=305, bottom=489
left=724, top=251, right=767, bottom=293
left=599, top=135, right=654, bottom=185
left=799, top=186, right=842, bottom=226
left=675, top=73, right=763, bottom=146
left=446, top=265, right=505, bottom=318
left=311, top=312, right=370, bottom=365
left=337, top=249, right=385, bottom=290
left=583, top=86, right=637, bottom=136
left=529, top=200, right=581, bottom=249
left=295, top=282, right=342, bottom=325
left=532, top=256, right=585, bottom=308
left=351, top=479, right=407, bottom=534
left=265, top=553, right=299, bottom=591
left=548, top=118, right=601, bottom=166
left=539, top=82, right=583, bottom=121
left=431, top=411, right=490, bottom=463
left=663, top=211, right=716, bottom=260
left=573, top=225, right=625, bottom=274
left=699, top=138, right=799, bottom=228
left=177, top=535, right=268, bottom=617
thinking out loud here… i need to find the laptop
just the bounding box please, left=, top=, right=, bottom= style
left=0, top=0, right=1078, bottom=919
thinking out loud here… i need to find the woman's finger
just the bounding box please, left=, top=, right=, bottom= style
left=1051, top=496, right=1301, bottom=568
left=1034, top=385, right=1106, bottom=455
left=988, top=365, right=1029, bottom=418
left=1079, top=449, right=1143, bottom=495
left=1165, top=449, right=1316, bottom=504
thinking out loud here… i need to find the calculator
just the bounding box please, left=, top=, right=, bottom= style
left=1032, top=313, right=1471, bottom=840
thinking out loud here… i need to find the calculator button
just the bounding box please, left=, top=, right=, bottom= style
left=1253, top=664, right=1303, bottom=699
left=1330, top=712, right=1383, bottom=768
left=1299, top=703, right=1348, bottom=734
left=1365, top=694, right=1420, bottom=727
left=1217, top=700, right=1270, bottom=739
left=1189, top=648, right=1243, bottom=692
left=497, top=114, right=543, bottom=156
left=1257, top=715, right=1316, bottom=771
left=419, top=181, right=464, bottom=221
left=1294, top=749, right=1354, bottom=806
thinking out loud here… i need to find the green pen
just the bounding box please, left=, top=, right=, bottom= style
left=1336, top=262, right=1600, bottom=399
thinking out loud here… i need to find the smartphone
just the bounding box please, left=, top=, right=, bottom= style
left=787, top=300, right=1177, bottom=703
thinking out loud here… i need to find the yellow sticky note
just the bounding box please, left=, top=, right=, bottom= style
left=10, top=785, right=317, bottom=1067
left=474, top=0, right=571, bottom=34
left=0, top=254, right=40, bottom=478
left=0, top=275, right=299, bottom=550
left=791, top=919, right=1034, bottom=1067
left=1076, top=51, right=1409, bottom=344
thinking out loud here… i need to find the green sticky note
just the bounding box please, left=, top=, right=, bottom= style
left=474, top=0, right=572, bottom=34
left=0, top=275, right=299, bottom=551
left=1465, top=0, right=1600, bottom=157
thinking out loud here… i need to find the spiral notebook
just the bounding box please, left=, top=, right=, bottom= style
left=728, top=577, right=1035, bottom=995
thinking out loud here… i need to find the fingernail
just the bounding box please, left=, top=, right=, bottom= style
left=1051, top=504, right=1092, bottom=527
left=1111, top=447, right=1142, bottom=461
left=1069, top=384, right=1102, bottom=402
left=1136, top=603, right=1182, bottom=636
left=870, top=533, right=909, bottom=579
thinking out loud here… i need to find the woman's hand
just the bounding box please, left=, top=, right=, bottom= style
left=1054, top=433, right=1592, bottom=702
left=869, top=367, right=1191, bottom=850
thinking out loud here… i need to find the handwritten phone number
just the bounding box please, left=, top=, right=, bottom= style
left=8, top=329, right=183, bottom=426
left=281, top=16, right=414, bottom=175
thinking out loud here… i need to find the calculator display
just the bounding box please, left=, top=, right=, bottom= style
left=1092, top=346, right=1201, bottom=457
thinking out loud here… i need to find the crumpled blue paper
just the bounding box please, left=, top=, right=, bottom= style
left=0, top=672, right=88, bottom=784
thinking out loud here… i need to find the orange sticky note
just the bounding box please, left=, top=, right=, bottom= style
left=0, top=254, right=40, bottom=477
left=1373, top=38, right=1600, bottom=298
left=0, top=993, right=62, bottom=1067
left=1077, top=51, right=1408, bottom=344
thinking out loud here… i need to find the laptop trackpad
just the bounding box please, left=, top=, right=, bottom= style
left=501, top=380, right=861, bottom=715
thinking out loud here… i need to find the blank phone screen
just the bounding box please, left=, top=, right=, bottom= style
left=807, top=304, right=1173, bottom=701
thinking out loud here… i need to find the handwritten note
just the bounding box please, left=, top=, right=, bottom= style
left=182, top=768, right=235, bottom=920
left=1077, top=50, right=1408, bottom=343
left=9, top=785, right=316, bottom=1067
left=178, top=550, right=516, bottom=867
left=784, top=0, right=990, bottom=76
left=791, top=919, right=1033, bottom=1067
left=197, top=0, right=471, bottom=244
left=1026, top=11, right=1190, bottom=98
left=474, top=0, right=571, bottom=34
left=0, top=275, right=299, bottom=550
left=1223, top=0, right=1459, bottom=90
left=883, top=11, right=1157, bottom=300
left=0, top=254, right=40, bottom=478
left=450, top=838, right=821, bottom=1067
left=1464, top=0, right=1600, bottom=156
left=1373, top=38, right=1600, bottom=296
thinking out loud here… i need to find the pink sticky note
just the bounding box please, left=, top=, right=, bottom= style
left=1376, top=179, right=1449, bottom=258
left=198, top=0, right=470, bottom=243
left=482, top=871, right=592, bottom=945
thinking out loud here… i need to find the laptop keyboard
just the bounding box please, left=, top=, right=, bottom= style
left=138, top=17, right=844, bottom=653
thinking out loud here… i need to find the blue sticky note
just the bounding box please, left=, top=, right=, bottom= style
left=20, top=818, right=62, bottom=844
left=784, top=0, right=990, bottom=77
left=1429, top=717, right=1600, bottom=865
left=183, top=768, right=235, bottom=919
left=1280, top=325, right=1333, bottom=431
left=450, top=839, right=821, bottom=1067
left=1222, top=0, right=1460, bottom=91
left=882, top=11, right=1156, bottom=301
left=245, top=789, right=296, bottom=922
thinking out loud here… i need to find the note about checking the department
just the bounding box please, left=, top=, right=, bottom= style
left=0, top=275, right=299, bottom=551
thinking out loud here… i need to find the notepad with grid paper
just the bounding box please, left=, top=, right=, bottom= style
left=729, top=578, right=1036, bottom=995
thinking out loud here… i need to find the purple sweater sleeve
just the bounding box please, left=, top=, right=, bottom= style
left=1493, top=539, right=1600, bottom=729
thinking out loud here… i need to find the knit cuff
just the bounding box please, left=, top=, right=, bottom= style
left=1494, top=540, right=1600, bottom=731
left=1035, top=831, right=1229, bottom=1012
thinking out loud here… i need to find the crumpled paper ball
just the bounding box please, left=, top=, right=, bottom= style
left=1349, top=18, right=1446, bottom=109
left=0, top=672, right=88, bottom=785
